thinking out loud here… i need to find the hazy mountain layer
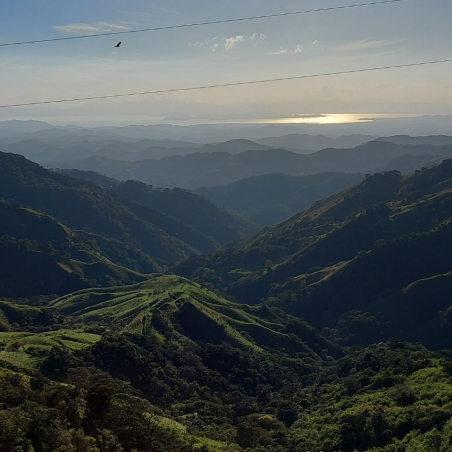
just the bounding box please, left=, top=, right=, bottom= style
left=195, top=172, right=364, bottom=227
left=46, top=140, right=452, bottom=189
left=256, top=133, right=374, bottom=153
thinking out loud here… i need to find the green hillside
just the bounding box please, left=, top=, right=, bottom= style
left=0, top=201, right=154, bottom=298
left=0, top=329, right=100, bottom=371
left=52, top=275, right=340, bottom=358
left=0, top=301, right=60, bottom=332
left=110, top=180, right=256, bottom=244
left=177, top=160, right=452, bottom=349
left=0, top=152, right=254, bottom=270
left=60, top=171, right=256, bottom=244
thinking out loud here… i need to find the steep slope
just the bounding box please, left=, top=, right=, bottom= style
left=58, top=170, right=256, bottom=244
left=107, top=180, right=255, bottom=244
left=177, top=160, right=452, bottom=349
left=375, top=154, right=446, bottom=173
left=0, top=152, right=254, bottom=273
left=195, top=172, right=364, bottom=227
left=0, top=200, right=158, bottom=298
left=0, top=235, right=151, bottom=299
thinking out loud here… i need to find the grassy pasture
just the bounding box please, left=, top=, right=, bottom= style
left=0, top=330, right=100, bottom=371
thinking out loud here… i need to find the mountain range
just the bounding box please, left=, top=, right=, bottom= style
left=43, top=139, right=452, bottom=189
left=3, top=130, right=452, bottom=451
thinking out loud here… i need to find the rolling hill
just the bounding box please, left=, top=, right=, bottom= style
left=52, top=275, right=341, bottom=358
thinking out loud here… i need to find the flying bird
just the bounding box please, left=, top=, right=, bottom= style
left=114, top=42, right=121, bottom=48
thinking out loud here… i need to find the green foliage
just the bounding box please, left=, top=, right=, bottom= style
left=0, top=330, right=100, bottom=371
left=289, top=342, right=452, bottom=452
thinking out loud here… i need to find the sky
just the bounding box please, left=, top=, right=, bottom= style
left=1, top=0, right=452, bottom=125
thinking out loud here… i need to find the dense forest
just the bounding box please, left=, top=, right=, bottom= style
left=3, top=148, right=452, bottom=451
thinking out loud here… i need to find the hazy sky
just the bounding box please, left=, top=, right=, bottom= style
left=1, top=0, right=452, bottom=124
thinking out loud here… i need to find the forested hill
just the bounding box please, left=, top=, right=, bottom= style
left=195, top=172, right=364, bottom=227
left=177, top=159, right=452, bottom=350
left=0, top=152, right=255, bottom=272
left=60, top=169, right=255, bottom=245
left=0, top=200, right=156, bottom=298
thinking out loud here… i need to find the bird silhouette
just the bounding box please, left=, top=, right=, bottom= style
left=114, top=42, right=121, bottom=48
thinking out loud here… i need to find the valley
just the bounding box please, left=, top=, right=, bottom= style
left=2, top=122, right=452, bottom=451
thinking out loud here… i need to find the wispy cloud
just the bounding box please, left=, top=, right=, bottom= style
left=337, top=39, right=401, bottom=52
left=224, top=35, right=246, bottom=50
left=189, top=41, right=210, bottom=47
left=54, top=22, right=131, bottom=34
left=268, top=44, right=303, bottom=56
left=190, top=33, right=266, bottom=52
left=223, top=33, right=266, bottom=50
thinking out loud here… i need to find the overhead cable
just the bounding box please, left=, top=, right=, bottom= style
left=0, top=0, right=405, bottom=48
left=0, top=57, right=450, bottom=109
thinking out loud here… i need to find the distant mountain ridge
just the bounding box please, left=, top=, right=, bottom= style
left=195, top=172, right=365, bottom=227
left=46, top=140, right=452, bottom=189
left=256, top=133, right=374, bottom=153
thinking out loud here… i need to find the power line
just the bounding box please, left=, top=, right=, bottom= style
left=0, top=0, right=404, bottom=48
left=1, top=57, right=450, bottom=109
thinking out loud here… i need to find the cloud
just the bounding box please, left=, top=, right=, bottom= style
left=268, top=49, right=289, bottom=56
left=250, top=33, right=266, bottom=42
left=54, top=22, right=130, bottom=34
left=268, top=44, right=303, bottom=56
left=189, top=41, right=209, bottom=47
left=223, top=33, right=266, bottom=50
left=337, top=39, right=401, bottom=52
left=224, top=35, right=246, bottom=50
